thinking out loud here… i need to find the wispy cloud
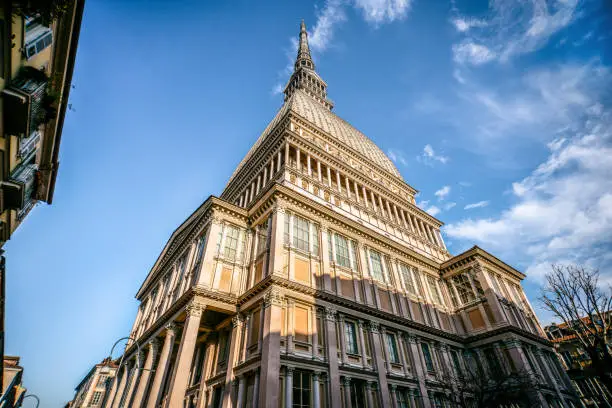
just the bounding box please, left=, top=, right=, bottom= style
left=418, top=144, right=449, bottom=165
left=452, top=0, right=580, bottom=65
left=464, top=200, right=489, bottom=210
left=387, top=148, right=409, bottom=166
left=272, top=0, right=412, bottom=94
left=435, top=185, right=451, bottom=200
left=446, top=104, right=612, bottom=282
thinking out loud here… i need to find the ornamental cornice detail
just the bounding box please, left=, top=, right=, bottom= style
left=262, top=287, right=284, bottom=308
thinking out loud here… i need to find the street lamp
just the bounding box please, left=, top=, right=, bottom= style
left=104, top=336, right=154, bottom=408
left=23, top=394, right=39, bottom=408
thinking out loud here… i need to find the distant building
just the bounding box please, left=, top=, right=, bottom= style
left=0, top=356, right=26, bottom=407
left=70, top=358, right=118, bottom=408
left=104, top=20, right=577, bottom=408
left=0, top=0, right=85, bottom=391
left=545, top=317, right=612, bottom=407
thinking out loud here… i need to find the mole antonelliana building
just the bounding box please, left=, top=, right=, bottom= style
left=102, top=22, right=577, bottom=408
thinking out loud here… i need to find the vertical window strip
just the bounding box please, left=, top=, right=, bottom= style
left=386, top=333, right=400, bottom=363
left=345, top=322, right=358, bottom=354
left=426, top=275, right=442, bottom=304
left=312, top=224, right=319, bottom=255
left=335, top=234, right=351, bottom=268
left=293, top=215, right=310, bottom=252
left=422, top=343, right=435, bottom=372
left=399, top=263, right=416, bottom=295
left=223, top=226, right=240, bottom=261
left=369, top=250, right=385, bottom=282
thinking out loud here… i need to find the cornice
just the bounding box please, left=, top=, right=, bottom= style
left=441, top=246, right=526, bottom=280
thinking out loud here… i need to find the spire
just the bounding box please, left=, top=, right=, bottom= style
left=295, top=19, right=315, bottom=71
left=284, top=20, right=334, bottom=110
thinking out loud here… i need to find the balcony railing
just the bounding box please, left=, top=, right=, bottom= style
left=2, top=67, right=48, bottom=137
left=1, top=162, right=38, bottom=212
left=18, top=131, right=41, bottom=160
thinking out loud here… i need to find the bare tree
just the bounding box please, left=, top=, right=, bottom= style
left=539, top=264, right=612, bottom=393
left=438, top=364, right=540, bottom=408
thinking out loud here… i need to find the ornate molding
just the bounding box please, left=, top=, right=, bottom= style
left=232, top=314, right=245, bottom=328
left=369, top=321, right=380, bottom=333
left=263, top=287, right=284, bottom=308
left=325, top=307, right=337, bottom=321
left=165, top=323, right=177, bottom=336
left=186, top=302, right=204, bottom=318
left=342, top=376, right=352, bottom=386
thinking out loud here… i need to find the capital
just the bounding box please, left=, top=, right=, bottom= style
left=286, top=366, right=295, bottom=376
left=165, top=323, right=177, bottom=336
left=148, top=339, right=160, bottom=355
left=407, top=334, right=418, bottom=344
left=263, top=287, right=284, bottom=308
left=232, top=314, right=244, bottom=328
left=342, top=376, right=352, bottom=386
left=324, top=307, right=337, bottom=321
left=186, top=302, right=204, bottom=318
left=368, top=321, right=380, bottom=333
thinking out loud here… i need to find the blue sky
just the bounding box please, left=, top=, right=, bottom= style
left=5, top=0, right=611, bottom=406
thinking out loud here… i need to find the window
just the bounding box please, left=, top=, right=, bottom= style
left=256, top=220, right=269, bottom=255
left=292, top=371, right=311, bottom=408
left=24, top=20, right=53, bottom=60
left=386, top=333, right=400, bottom=363
left=293, top=216, right=310, bottom=252
left=349, top=241, right=358, bottom=270
left=369, top=249, right=385, bottom=282
left=412, top=268, right=425, bottom=295
left=345, top=321, right=359, bottom=354
left=223, top=225, right=240, bottom=261
left=194, top=232, right=207, bottom=266
left=484, top=348, right=502, bottom=374
left=334, top=234, right=351, bottom=268
left=312, top=224, right=319, bottom=255
left=399, top=263, right=415, bottom=295
left=451, top=350, right=463, bottom=377
left=284, top=214, right=290, bottom=244
left=96, top=375, right=109, bottom=387
left=452, top=273, right=476, bottom=304
left=426, top=275, right=442, bottom=304
left=446, top=281, right=458, bottom=307
left=89, top=391, right=103, bottom=406
left=397, top=390, right=408, bottom=408
left=421, top=343, right=435, bottom=372
left=327, top=231, right=333, bottom=261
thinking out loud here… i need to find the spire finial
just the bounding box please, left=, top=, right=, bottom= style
left=295, top=19, right=314, bottom=71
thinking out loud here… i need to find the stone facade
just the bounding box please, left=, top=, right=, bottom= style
left=104, top=21, right=578, bottom=408
left=70, top=358, right=118, bottom=407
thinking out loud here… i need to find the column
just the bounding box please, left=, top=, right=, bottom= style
left=277, top=149, right=282, bottom=172
left=358, top=320, right=368, bottom=369
left=327, top=166, right=332, bottom=186
left=369, top=322, right=391, bottom=408
left=109, top=365, right=128, bottom=408
left=354, top=181, right=360, bottom=204
left=342, top=377, right=352, bottom=408
left=132, top=340, right=159, bottom=408
left=235, top=375, right=246, bottom=408
left=338, top=314, right=347, bottom=365
left=251, top=371, right=260, bottom=408
left=362, top=186, right=368, bottom=208
left=336, top=170, right=341, bottom=191
left=325, top=307, right=342, bottom=408
left=317, top=160, right=322, bottom=182
left=407, top=336, right=431, bottom=408
left=259, top=288, right=284, bottom=408
left=268, top=205, right=286, bottom=277
left=313, top=372, right=321, bottom=408
left=285, top=367, right=294, bottom=408
left=366, top=381, right=376, bottom=408
left=345, top=177, right=352, bottom=199
left=222, top=315, right=245, bottom=408
left=320, top=226, right=333, bottom=291
left=167, top=303, right=203, bottom=408
left=146, top=324, right=177, bottom=408
left=296, top=147, right=301, bottom=171
left=287, top=300, right=295, bottom=354
left=399, top=334, right=410, bottom=377
left=123, top=353, right=144, bottom=407
left=269, top=159, right=274, bottom=181
left=285, top=143, right=290, bottom=166
left=307, top=154, right=312, bottom=176
left=312, top=308, right=319, bottom=359
left=390, top=385, right=399, bottom=408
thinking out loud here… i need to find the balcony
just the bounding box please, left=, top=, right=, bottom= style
left=2, top=67, right=48, bottom=138
left=18, top=131, right=41, bottom=160
left=1, top=162, right=38, bottom=212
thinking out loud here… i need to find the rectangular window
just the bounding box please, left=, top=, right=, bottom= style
left=369, top=249, right=385, bottom=282
left=349, top=240, right=358, bottom=270
left=452, top=273, right=476, bottom=304
left=399, top=263, right=416, bottom=295
left=345, top=321, right=359, bottom=354
left=421, top=343, right=435, bottom=372
left=451, top=350, right=463, bottom=377
left=249, top=309, right=261, bottom=346
left=426, top=275, right=442, bottom=304
left=284, top=214, right=290, bottom=245
left=194, top=232, right=207, bottom=266
left=386, top=333, right=400, bottom=363
left=89, top=391, right=103, bottom=406
left=413, top=268, right=424, bottom=295
left=24, top=20, right=53, bottom=60
left=293, top=215, right=310, bottom=252
left=223, top=225, right=240, bottom=261
left=335, top=234, right=351, bottom=268
left=446, top=281, right=458, bottom=307
left=484, top=348, right=502, bottom=374
left=294, top=306, right=310, bottom=343
left=327, top=230, right=333, bottom=261
left=397, top=390, right=408, bottom=408
left=292, top=371, right=311, bottom=408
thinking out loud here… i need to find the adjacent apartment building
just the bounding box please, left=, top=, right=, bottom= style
left=104, top=21, right=577, bottom=408
left=545, top=319, right=612, bottom=407
left=0, top=0, right=85, bottom=393
left=69, top=358, right=118, bottom=408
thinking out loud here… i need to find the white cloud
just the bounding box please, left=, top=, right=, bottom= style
left=444, top=202, right=457, bottom=211
left=446, top=106, right=612, bottom=282
left=453, top=42, right=496, bottom=65
left=387, top=149, right=409, bottom=166
left=464, top=200, right=489, bottom=210
left=435, top=186, right=451, bottom=200
left=353, top=0, right=412, bottom=25
left=425, top=205, right=441, bottom=216
left=309, top=0, right=347, bottom=52
left=419, top=144, right=449, bottom=165
left=451, top=0, right=579, bottom=65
